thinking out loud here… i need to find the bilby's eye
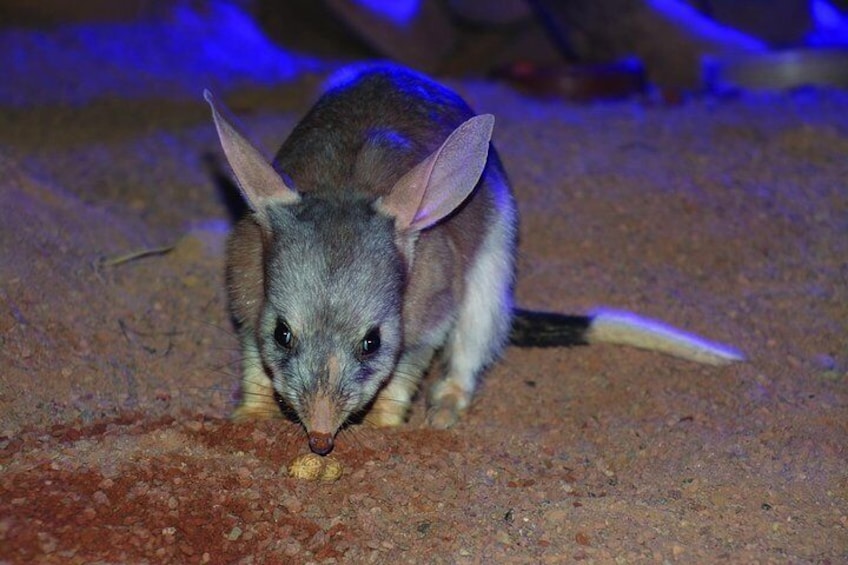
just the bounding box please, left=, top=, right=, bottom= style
left=360, top=328, right=381, bottom=358
left=274, top=320, right=294, bottom=350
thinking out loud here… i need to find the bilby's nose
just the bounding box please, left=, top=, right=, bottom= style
left=308, top=432, right=334, bottom=455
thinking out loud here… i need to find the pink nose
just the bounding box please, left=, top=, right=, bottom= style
left=308, top=432, right=334, bottom=455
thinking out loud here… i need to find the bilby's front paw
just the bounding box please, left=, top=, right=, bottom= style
left=233, top=367, right=281, bottom=421
left=364, top=400, right=407, bottom=428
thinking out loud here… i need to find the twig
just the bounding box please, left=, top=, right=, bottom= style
left=95, top=244, right=177, bottom=269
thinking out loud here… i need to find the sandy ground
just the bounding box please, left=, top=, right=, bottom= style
left=1, top=6, right=847, bottom=563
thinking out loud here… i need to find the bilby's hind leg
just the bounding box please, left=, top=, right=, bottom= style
left=427, top=208, right=515, bottom=429
left=232, top=332, right=281, bottom=421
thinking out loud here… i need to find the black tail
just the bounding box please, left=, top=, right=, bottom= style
left=509, top=308, right=592, bottom=347
left=509, top=307, right=744, bottom=365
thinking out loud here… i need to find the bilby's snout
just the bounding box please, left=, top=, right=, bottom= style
left=308, top=431, right=334, bottom=455
left=305, top=392, right=338, bottom=455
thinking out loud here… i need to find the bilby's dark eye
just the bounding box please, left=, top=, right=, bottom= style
left=274, top=320, right=293, bottom=350
left=360, top=328, right=381, bottom=358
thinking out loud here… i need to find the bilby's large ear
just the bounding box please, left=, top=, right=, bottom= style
left=378, top=114, right=494, bottom=232
left=204, top=89, right=299, bottom=212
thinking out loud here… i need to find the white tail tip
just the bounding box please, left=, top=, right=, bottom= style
left=587, top=309, right=744, bottom=366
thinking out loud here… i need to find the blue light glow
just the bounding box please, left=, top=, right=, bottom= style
left=813, top=0, right=844, bottom=27
left=353, top=0, right=420, bottom=26
left=647, top=0, right=765, bottom=51
left=808, top=0, right=848, bottom=46
left=0, top=0, right=322, bottom=107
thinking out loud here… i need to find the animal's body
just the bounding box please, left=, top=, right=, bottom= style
left=205, top=65, right=741, bottom=455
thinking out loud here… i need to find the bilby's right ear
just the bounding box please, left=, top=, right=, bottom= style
left=377, top=114, right=493, bottom=233
left=204, top=89, right=299, bottom=214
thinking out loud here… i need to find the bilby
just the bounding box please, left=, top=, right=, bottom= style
left=205, top=65, right=742, bottom=455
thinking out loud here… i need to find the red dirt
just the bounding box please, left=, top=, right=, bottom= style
left=1, top=30, right=846, bottom=563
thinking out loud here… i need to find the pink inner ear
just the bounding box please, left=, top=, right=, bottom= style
left=381, top=114, right=494, bottom=232
left=381, top=157, right=436, bottom=229
left=204, top=89, right=299, bottom=211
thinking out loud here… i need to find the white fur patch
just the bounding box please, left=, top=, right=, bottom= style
left=587, top=308, right=744, bottom=366
left=442, top=188, right=517, bottom=396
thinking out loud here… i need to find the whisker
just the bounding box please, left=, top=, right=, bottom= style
left=338, top=424, right=367, bottom=452
left=191, top=318, right=239, bottom=340
left=204, top=358, right=243, bottom=378
left=284, top=425, right=306, bottom=454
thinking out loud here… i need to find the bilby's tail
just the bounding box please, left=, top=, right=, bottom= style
left=509, top=308, right=743, bottom=366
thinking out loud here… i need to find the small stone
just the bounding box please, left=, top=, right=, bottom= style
left=92, top=491, right=110, bottom=506
left=280, top=495, right=303, bottom=514
left=226, top=526, right=243, bottom=541
left=185, top=421, right=203, bottom=433
left=37, top=532, right=58, bottom=554
left=179, top=542, right=195, bottom=556
left=284, top=540, right=301, bottom=556
left=236, top=466, right=252, bottom=487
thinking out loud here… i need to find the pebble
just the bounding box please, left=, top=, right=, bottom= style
left=280, top=495, right=303, bottom=514
left=37, top=532, right=58, bottom=554
left=179, top=542, right=194, bottom=556
left=185, top=421, right=203, bottom=433
left=283, top=540, right=301, bottom=556
left=236, top=466, right=253, bottom=487
left=92, top=490, right=110, bottom=505
left=543, top=508, right=568, bottom=524
left=226, top=526, right=243, bottom=541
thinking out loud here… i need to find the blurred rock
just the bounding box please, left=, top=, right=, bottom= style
left=323, top=0, right=458, bottom=73
left=531, top=0, right=765, bottom=88
left=448, top=0, right=533, bottom=26
left=702, top=0, right=812, bottom=46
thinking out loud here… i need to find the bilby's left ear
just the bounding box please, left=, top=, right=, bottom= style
left=377, top=114, right=494, bottom=232
left=204, top=89, right=299, bottom=213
